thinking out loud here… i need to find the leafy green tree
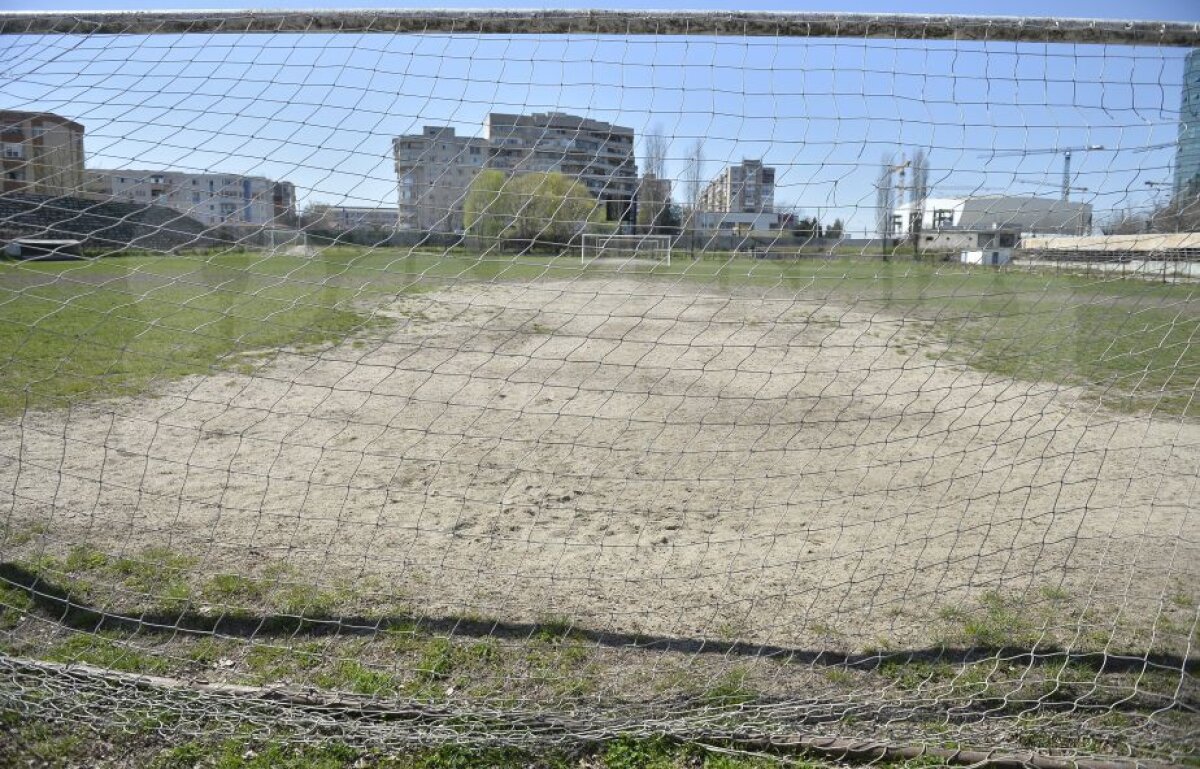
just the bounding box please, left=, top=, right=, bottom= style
left=464, top=170, right=610, bottom=250
left=462, top=169, right=510, bottom=240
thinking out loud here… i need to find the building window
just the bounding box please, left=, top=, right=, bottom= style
left=31, top=126, right=45, bottom=138
left=192, top=192, right=201, bottom=203
left=6, top=170, right=25, bottom=181
left=3, top=144, right=22, bottom=159
left=933, top=209, right=954, bottom=228
left=119, top=177, right=126, bottom=184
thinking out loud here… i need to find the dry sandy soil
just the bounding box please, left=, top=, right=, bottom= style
left=2, top=275, right=1197, bottom=651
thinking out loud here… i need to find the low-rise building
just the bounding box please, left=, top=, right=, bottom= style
left=695, top=210, right=782, bottom=233
left=0, top=110, right=85, bottom=197
left=86, top=169, right=296, bottom=228
left=891, top=195, right=1092, bottom=238
left=306, top=205, right=399, bottom=232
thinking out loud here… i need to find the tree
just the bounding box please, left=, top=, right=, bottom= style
left=684, top=139, right=705, bottom=255
left=643, top=126, right=668, bottom=179
left=876, top=154, right=896, bottom=257
left=825, top=218, right=844, bottom=240
left=644, top=201, right=682, bottom=234
left=1147, top=180, right=1200, bottom=232
left=1100, top=208, right=1148, bottom=235
left=463, top=170, right=610, bottom=250
left=638, top=128, right=672, bottom=233
left=792, top=216, right=822, bottom=241
left=908, top=148, right=930, bottom=255
left=463, top=169, right=512, bottom=241
left=302, top=203, right=335, bottom=230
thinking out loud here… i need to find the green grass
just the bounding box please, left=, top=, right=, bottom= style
left=203, top=573, right=268, bottom=604
left=47, top=632, right=169, bottom=675
left=1, top=249, right=1195, bottom=417
left=0, top=582, right=34, bottom=629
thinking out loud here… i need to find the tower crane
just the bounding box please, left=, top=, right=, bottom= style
left=978, top=145, right=1105, bottom=202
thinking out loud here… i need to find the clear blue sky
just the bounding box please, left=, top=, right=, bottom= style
left=1, top=2, right=1197, bottom=233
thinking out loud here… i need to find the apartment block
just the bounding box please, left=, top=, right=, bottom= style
left=0, top=110, right=85, bottom=196
left=485, top=112, right=638, bottom=225
left=697, top=159, right=775, bottom=215
left=393, top=126, right=488, bottom=232
left=86, top=170, right=296, bottom=228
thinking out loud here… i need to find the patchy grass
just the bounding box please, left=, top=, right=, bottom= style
left=202, top=573, right=268, bottom=604
left=0, top=582, right=34, bottom=629
left=46, top=632, right=168, bottom=675
left=936, top=591, right=1047, bottom=649
left=2, top=252, right=1195, bottom=418
left=0, top=250, right=400, bottom=416
left=2, top=549, right=1192, bottom=762
left=245, top=641, right=325, bottom=685
left=316, top=658, right=402, bottom=697
left=701, top=667, right=757, bottom=708
left=413, top=636, right=498, bottom=685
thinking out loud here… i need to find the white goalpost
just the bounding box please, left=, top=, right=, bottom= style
left=580, top=233, right=672, bottom=266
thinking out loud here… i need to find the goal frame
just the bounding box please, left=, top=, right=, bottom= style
left=580, top=233, right=672, bottom=266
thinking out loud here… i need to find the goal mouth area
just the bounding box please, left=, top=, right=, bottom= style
left=580, top=233, right=673, bottom=268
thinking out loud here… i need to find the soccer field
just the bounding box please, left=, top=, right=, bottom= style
left=2, top=251, right=1196, bottom=659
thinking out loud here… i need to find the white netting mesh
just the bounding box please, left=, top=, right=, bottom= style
left=0, top=11, right=1197, bottom=765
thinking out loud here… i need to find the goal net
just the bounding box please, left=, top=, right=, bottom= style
left=581, top=233, right=672, bottom=266
left=0, top=9, right=1197, bottom=766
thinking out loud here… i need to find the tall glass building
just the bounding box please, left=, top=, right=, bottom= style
left=1175, top=49, right=1200, bottom=198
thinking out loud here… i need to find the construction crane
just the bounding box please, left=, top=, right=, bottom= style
left=978, top=144, right=1106, bottom=202
left=1014, top=176, right=1089, bottom=196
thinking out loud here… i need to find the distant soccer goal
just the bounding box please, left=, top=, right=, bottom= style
left=264, top=228, right=309, bottom=253
left=581, top=233, right=672, bottom=266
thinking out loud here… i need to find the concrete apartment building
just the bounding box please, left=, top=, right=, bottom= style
left=86, top=170, right=296, bottom=228
left=393, top=114, right=640, bottom=233
left=393, top=126, right=488, bottom=232
left=697, top=159, right=776, bottom=216
left=0, top=110, right=85, bottom=196
left=484, top=112, right=639, bottom=227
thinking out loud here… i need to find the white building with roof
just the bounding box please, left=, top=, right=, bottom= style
left=891, top=195, right=1092, bottom=238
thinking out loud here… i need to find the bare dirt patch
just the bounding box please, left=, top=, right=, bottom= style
left=3, top=276, right=1197, bottom=653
